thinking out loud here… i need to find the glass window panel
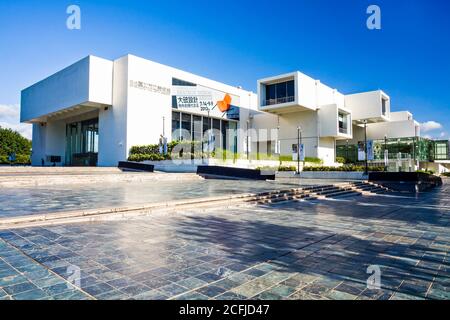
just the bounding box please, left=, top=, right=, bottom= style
left=181, top=113, right=192, bottom=140
left=266, top=84, right=276, bottom=104
left=221, top=120, right=227, bottom=152
left=276, top=82, right=287, bottom=100
left=171, top=111, right=180, bottom=141
left=193, top=115, right=202, bottom=142
left=287, top=80, right=295, bottom=98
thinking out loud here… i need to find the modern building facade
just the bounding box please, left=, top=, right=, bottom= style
left=21, top=54, right=449, bottom=168
left=21, top=55, right=257, bottom=166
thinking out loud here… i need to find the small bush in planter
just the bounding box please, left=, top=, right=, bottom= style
left=336, top=157, right=346, bottom=164
left=278, top=166, right=297, bottom=172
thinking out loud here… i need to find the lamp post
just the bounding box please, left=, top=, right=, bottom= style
left=277, top=116, right=280, bottom=157
left=364, top=120, right=368, bottom=175
left=246, top=119, right=250, bottom=160
left=384, top=134, right=388, bottom=172
left=297, top=126, right=302, bottom=175
left=346, top=139, right=349, bottom=163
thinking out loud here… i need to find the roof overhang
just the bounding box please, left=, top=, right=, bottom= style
left=24, top=102, right=107, bottom=123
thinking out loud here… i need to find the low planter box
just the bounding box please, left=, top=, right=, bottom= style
left=197, top=165, right=275, bottom=180
left=118, top=161, right=154, bottom=172
left=369, top=172, right=443, bottom=192
left=297, top=171, right=367, bottom=180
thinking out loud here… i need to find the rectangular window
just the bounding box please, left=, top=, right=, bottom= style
left=172, top=111, right=180, bottom=141
left=228, top=121, right=237, bottom=156
left=203, top=117, right=211, bottom=138
left=181, top=113, right=192, bottom=140
left=221, top=120, right=227, bottom=153
left=193, top=115, right=202, bottom=142
left=172, top=78, right=196, bottom=86
left=287, top=80, right=295, bottom=98
left=276, top=82, right=287, bottom=101
left=213, top=119, right=221, bottom=150
left=266, top=84, right=276, bottom=104
left=382, top=98, right=387, bottom=116
left=264, top=80, right=295, bottom=106
left=338, top=112, right=349, bottom=134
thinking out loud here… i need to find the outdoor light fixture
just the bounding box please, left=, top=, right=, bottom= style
left=384, top=134, right=388, bottom=172
left=297, top=126, right=302, bottom=175
left=246, top=119, right=250, bottom=160
left=364, top=120, right=368, bottom=175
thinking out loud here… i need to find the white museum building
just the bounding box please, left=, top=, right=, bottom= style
left=21, top=54, right=426, bottom=167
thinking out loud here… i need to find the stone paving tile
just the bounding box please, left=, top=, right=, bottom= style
left=0, top=179, right=304, bottom=218
left=0, top=180, right=449, bottom=300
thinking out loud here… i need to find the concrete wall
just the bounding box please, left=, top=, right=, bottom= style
left=98, top=56, right=129, bottom=167
left=31, top=123, right=46, bottom=165
left=390, top=111, right=412, bottom=121
left=318, top=137, right=336, bottom=165
left=366, top=120, right=419, bottom=140
left=21, top=56, right=113, bottom=123
left=344, top=90, right=390, bottom=121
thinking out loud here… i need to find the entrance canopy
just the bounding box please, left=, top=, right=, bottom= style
left=21, top=55, right=113, bottom=124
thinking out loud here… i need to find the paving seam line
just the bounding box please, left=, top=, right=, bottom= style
left=0, top=238, right=96, bottom=300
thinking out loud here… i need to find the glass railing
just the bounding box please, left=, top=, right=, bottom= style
left=264, top=96, right=295, bottom=106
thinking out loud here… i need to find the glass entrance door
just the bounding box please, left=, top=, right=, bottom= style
left=65, top=118, right=99, bottom=166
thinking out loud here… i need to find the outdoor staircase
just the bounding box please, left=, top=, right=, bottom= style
left=346, top=181, right=392, bottom=195
left=247, top=181, right=393, bottom=205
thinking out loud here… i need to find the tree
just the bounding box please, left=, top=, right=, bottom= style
left=0, top=126, right=31, bottom=156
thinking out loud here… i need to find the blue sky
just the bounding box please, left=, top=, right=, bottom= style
left=0, top=0, right=449, bottom=139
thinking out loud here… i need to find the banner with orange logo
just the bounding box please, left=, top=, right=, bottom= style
left=172, top=83, right=240, bottom=120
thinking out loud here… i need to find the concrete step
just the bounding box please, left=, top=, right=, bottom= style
left=324, top=190, right=362, bottom=198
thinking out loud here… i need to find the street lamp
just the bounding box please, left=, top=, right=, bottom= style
left=297, top=126, right=302, bottom=175
left=246, top=119, right=250, bottom=160
left=364, top=120, right=368, bottom=175
left=346, top=139, right=349, bottom=163
left=277, top=116, right=280, bottom=156
left=384, top=134, right=388, bottom=172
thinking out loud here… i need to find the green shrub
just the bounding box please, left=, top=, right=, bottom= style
left=128, top=153, right=167, bottom=162
left=278, top=165, right=297, bottom=172
left=416, top=169, right=435, bottom=175
left=336, top=157, right=346, bottom=164
left=279, top=155, right=292, bottom=162
left=256, top=166, right=277, bottom=171
left=0, top=154, right=30, bottom=165
left=442, top=172, right=450, bottom=177
left=0, top=126, right=31, bottom=156
left=304, top=157, right=323, bottom=164
left=303, top=165, right=384, bottom=172
left=129, top=141, right=182, bottom=156
left=15, top=154, right=31, bottom=164
left=279, top=155, right=323, bottom=164
left=0, top=155, right=8, bottom=164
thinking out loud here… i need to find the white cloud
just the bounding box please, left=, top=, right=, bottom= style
left=420, top=121, right=443, bottom=133
left=0, top=104, right=32, bottom=139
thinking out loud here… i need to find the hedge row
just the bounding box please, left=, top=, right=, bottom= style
left=303, top=165, right=385, bottom=172
left=128, top=154, right=169, bottom=162
left=0, top=154, right=31, bottom=165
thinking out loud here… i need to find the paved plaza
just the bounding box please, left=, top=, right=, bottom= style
left=0, top=179, right=449, bottom=300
